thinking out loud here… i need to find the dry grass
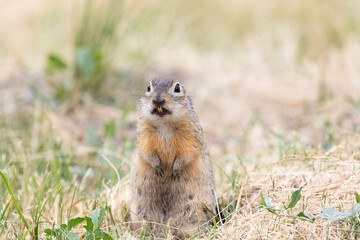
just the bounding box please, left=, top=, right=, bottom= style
left=1, top=0, right=360, bottom=239
left=214, top=154, right=360, bottom=239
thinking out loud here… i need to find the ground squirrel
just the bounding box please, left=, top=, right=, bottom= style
left=130, top=78, right=216, bottom=238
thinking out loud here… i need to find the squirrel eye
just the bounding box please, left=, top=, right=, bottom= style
left=147, top=83, right=151, bottom=92
left=174, top=83, right=181, bottom=93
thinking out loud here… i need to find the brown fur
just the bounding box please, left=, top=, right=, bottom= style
left=130, top=79, right=216, bottom=239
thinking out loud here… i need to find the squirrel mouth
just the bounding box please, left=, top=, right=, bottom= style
left=151, top=106, right=171, bottom=117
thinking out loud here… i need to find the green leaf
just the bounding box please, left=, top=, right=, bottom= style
left=46, top=54, right=67, bottom=75
left=355, top=192, right=360, bottom=203
left=59, top=227, right=77, bottom=239
left=83, top=229, right=102, bottom=240
left=104, top=120, right=116, bottom=137
left=94, top=229, right=102, bottom=240
left=44, top=228, right=57, bottom=237
left=351, top=203, right=360, bottom=217
left=286, top=187, right=302, bottom=209
left=258, top=192, right=280, bottom=214
left=68, top=232, right=80, bottom=240
left=68, top=217, right=85, bottom=231
left=320, top=207, right=351, bottom=222
left=292, top=211, right=316, bottom=221
left=264, top=197, right=273, bottom=208
left=91, top=208, right=106, bottom=228
left=259, top=192, right=266, bottom=206
left=84, top=232, right=95, bottom=240
left=101, top=229, right=113, bottom=240
left=259, top=192, right=274, bottom=210
left=84, top=216, right=94, bottom=232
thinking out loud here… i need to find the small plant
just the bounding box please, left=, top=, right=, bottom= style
left=259, top=190, right=360, bottom=237
left=45, top=207, right=112, bottom=240
left=319, top=192, right=360, bottom=237
left=319, top=205, right=360, bottom=222
left=258, top=187, right=316, bottom=221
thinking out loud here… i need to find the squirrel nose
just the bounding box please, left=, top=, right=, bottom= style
left=152, top=96, right=165, bottom=106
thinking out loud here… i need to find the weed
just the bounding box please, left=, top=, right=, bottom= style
left=259, top=187, right=315, bottom=221
left=44, top=207, right=112, bottom=240
left=259, top=189, right=360, bottom=237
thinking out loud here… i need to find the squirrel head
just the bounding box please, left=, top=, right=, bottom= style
left=139, top=78, right=193, bottom=121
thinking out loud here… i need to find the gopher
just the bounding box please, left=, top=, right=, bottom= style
left=130, top=78, right=216, bottom=238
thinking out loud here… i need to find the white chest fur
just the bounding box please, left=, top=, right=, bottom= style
left=156, top=124, right=174, bottom=144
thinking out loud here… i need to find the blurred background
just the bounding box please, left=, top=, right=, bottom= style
left=1, top=0, right=360, bottom=237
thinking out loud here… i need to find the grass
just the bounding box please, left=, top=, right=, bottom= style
left=44, top=0, right=123, bottom=104
left=0, top=170, right=31, bottom=237
left=1, top=0, right=360, bottom=239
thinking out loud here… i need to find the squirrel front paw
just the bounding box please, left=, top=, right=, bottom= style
left=154, top=164, right=164, bottom=177
left=172, top=158, right=185, bottom=179
left=142, top=153, right=164, bottom=177
left=172, top=168, right=181, bottom=179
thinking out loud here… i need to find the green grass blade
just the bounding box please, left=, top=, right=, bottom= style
left=33, top=181, right=62, bottom=239
left=67, top=186, right=77, bottom=223
left=0, top=170, right=31, bottom=234
left=37, top=182, right=62, bottom=222
left=0, top=198, right=11, bottom=221
left=107, top=206, right=119, bottom=238
left=0, top=207, right=11, bottom=236
left=34, top=173, right=51, bottom=230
